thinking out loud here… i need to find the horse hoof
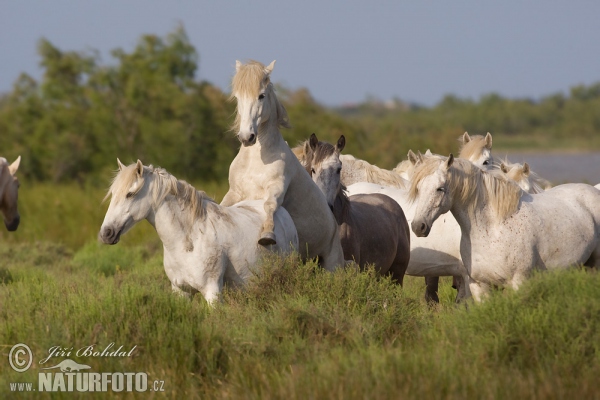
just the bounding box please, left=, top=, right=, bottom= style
left=258, top=232, right=277, bottom=246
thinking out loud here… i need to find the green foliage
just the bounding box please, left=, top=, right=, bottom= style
left=1, top=242, right=599, bottom=398
left=2, top=26, right=600, bottom=185
left=0, top=26, right=236, bottom=184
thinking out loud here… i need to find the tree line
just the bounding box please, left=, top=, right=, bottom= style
left=1, top=27, right=599, bottom=184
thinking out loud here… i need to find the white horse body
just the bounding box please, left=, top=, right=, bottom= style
left=158, top=198, right=298, bottom=302
left=221, top=60, right=344, bottom=270
left=410, top=156, right=600, bottom=301
left=346, top=182, right=469, bottom=300
left=99, top=161, right=298, bottom=304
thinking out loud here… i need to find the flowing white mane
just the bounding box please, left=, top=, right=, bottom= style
left=410, top=157, right=523, bottom=220
left=496, top=158, right=551, bottom=194
left=344, top=156, right=408, bottom=189
left=106, top=163, right=214, bottom=224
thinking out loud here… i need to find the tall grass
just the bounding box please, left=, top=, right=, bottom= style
left=1, top=240, right=599, bottom=399
left=1, top=183, right=599, bottom=398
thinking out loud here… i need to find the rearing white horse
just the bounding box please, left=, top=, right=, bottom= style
left=220, top=60, right=344, bottom=271
left=410, top=155, right=600, bottom=301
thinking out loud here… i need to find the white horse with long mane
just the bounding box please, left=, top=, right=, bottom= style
left=220, top=60, right=344, bottom=270
left=99, top=160, right=298, bottom=304
left=0, top=156, right=21, bottom=232
left=409, top=155, right=600, bottom=301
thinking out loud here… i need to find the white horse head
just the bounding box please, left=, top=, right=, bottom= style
left=409, top=154, right=456, bottom=237
left=458, top=132, right=494, bottom=170
left=308, top=133, right=345, bottom=209
left=498, top=159, right=551, bottom=194
left=409, top=155, right=522, bottom=238
left=0, top=156, right=21, bottom=231
left=99, top=159, right=154, bottom=244
left=230, top=60, right=290, bottom=147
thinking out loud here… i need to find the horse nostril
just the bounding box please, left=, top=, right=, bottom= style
left=249, top=134, right=256, bottom=143
left=420, top=223, right=426, bottom=232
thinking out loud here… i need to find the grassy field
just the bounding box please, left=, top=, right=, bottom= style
left=1, top=184, right=599, bottom=399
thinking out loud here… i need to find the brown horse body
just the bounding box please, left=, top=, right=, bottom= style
left=306, top=134, right=410, bottom=283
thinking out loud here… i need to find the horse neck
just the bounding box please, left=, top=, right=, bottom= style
left=332, top=186, right=351, bottom=225
left=448, top=168, right=507, bottom=237
left=149, top=181, right=217, bottom=251
left=257, top=120, right=284, bottom=149
left=0, top=167, right=6, bottom=201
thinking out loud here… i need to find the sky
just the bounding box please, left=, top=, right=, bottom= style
left=1, top=1, right=599, bottom=107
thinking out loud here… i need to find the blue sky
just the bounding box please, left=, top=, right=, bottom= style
left=1, top=1, right=599, bottom=106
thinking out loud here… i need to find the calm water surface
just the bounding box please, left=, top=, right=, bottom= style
left=499, top=152, right=600, bottom=185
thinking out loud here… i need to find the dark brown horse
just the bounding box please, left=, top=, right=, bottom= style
left=306, top=133, right=410, bottom=283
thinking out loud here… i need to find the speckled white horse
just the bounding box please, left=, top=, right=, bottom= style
left=221, top=60, right=344, bottom=270
left=99, top=160, right=298, bottom=304
left=0, top=156, right=21, bottom=232
left=410, top=155, right=600, bottom=302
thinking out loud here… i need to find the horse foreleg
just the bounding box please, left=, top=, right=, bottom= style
left=468, top=280, right=489, bottom=302
left=259, top=182, right=285, bottom=246
left=171, top=283, right=192, bottom=300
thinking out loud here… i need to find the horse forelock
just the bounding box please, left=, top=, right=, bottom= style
left=458, top=135, right=488, bottom=161
left=230, top=60, right=290, bottom=133
left=311, top=141, right=337, bottom=167
left=410, top=157, right=522, bottom=220
left=231, top=60, right=268, bottom=99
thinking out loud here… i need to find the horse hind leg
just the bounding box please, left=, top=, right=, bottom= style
left=424, top=276, right=440, bottom=304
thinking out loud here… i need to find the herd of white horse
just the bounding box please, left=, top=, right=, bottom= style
left=3, top=60, right=600, bottom=305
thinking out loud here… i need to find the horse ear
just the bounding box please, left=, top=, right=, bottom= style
left=462, top=132, right=471, bottom=144
left=235, top=60, right=242, bottom=72
left=336, top=135, right=346, bottom=153
left=117, top=158, right=126, bottom=171
left=264, top=60, right=276, bottom=76
left=309, top=133, right=318, bottom=150
left=135, top=159, right=144, bottom=178
left=485, top=132, right=493, bottom=149
left=446, top=154, right=454, bottom=169
left=522, top=162, right=530, bottom=176
left=416, top=151, right=424, bottom=163
left=407, top=150, right=418, bottom=165
left=8, top=156, right=21, bottom=175
left=500, top=163, right=508, bottom=173
left=425, top=149, right=432, bottom=156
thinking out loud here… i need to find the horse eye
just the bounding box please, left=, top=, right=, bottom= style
left=437, top=187, right=446, bottom=193
left=126, top=192, right=134, bottom=199
left=258, top=93, right=265, bottom=100
left=483, top=160, right=489, bottom=165
left=311, top=168, right=315, bottom=175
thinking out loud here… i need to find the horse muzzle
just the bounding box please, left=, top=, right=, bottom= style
left=4, top=215, right=20, bottom=232
left=99, top=225, right=122, bottom=245
left=411, top=220, right=431, bottom=237
left=238, top=133, right=257, bottom=147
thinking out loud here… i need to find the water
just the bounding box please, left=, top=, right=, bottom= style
left=498, top=152, right=600, bottom=185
